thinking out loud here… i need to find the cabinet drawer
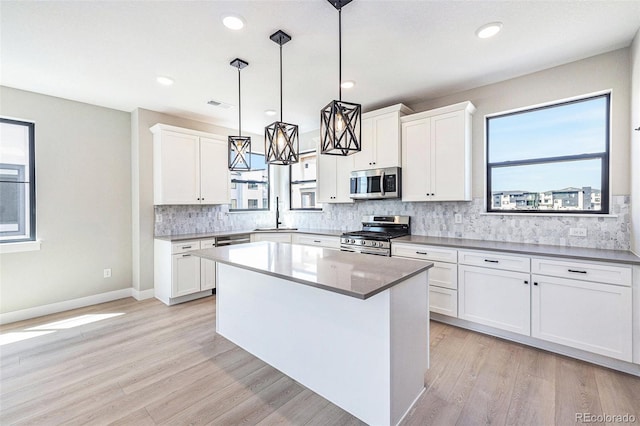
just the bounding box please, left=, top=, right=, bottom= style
left=172, top=240, right=201, bottom=254
left=200, top=239, right=216, bottom=249
left=429, top=262, right=458, bottom=290
left=429, top=286, right=457, bottom=318
left=392, top=243, right=457, bottom=263
left=292, top=234, right=340, bottom=249
left=458, top=250, right=530, bottom=273
left=531, top=258, right=631, bottom=286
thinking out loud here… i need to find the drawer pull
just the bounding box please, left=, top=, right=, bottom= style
left=182, top=245, right=192, bottom=249
left=484, top=259, right=499, bottom=263
left=568, top=269, right=587, bottom=274
left=416, top=251, right=428, bottom=255
left=313, top=240, right=321, bottom=243
left=182, top=254, right=191, bottom=258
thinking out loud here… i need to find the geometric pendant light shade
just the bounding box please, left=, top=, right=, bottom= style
left=265, top=30, right=299, bottom=165
left=321, top=0, right=361, bottom=156
left=229, top=58, right=251, bottom=171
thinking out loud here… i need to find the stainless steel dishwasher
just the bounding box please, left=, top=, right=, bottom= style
left=216, top=234, right=251, bottom=247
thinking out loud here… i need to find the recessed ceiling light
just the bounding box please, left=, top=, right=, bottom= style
left=264, top=109, right=277, bottom=116
left=156, top=76, right=174, bottom=86
left=340, top=80, right=355, bottom=89
left=476, top=22, right=503, bottom=39
left=223, top=14, right=245, bottom=30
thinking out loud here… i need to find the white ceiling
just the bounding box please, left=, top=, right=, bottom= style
left=2, top=1, right=639, bottom=135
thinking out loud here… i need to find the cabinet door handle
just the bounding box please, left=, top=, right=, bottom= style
left=524, top=280, right=529, bottom=284
left=182, top=254, right=191, bottom=257
left=568, top=269, right=587, bottom=274
left=533, top=282, right=538, bottom=286
left=416, top=251, right=428, bottom=255
left=484, top=259, right=499, bottom=263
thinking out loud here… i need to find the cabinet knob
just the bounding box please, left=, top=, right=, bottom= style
left=524, top=280, right=529, bottom=284
left=533, top=282, right=538, bottom=286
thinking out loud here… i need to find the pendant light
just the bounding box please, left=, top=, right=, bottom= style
left=265, top=30, right=299, bottom=165
left=320, top=0, right=361, bottom=156
left=228, top=58, right=251, bottom=171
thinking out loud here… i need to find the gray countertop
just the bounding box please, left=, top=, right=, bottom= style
left=395, top=235, right=640, bottom=265
left=155, top=228, right=343, bottom=242
left=191, top=242, right=433, bottom=299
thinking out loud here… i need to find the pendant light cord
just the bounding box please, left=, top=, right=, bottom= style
left=280, top=43, right=283, bottom=122
left=238, top=68, right=242, bottom=136
left=338, top=7, right=342, bottom=101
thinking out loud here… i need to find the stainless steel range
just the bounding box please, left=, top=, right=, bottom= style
left=340, top=215, right=410, bottom=256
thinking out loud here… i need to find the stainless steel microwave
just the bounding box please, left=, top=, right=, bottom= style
left=350, top=167, right=401, bottom=200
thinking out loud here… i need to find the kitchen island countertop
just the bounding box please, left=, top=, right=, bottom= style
left=192, top=241, right=432, bottom=299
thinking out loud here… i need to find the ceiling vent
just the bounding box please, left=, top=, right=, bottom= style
left=207, top=99, right=232, bottom=109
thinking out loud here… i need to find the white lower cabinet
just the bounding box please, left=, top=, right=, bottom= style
left=458, top=265, right=531, bottom=335
left=531, top=271, right=632, bottom=362
left=154, top=239, right=215, bottom=305
left=251, top=233, right=292, bottom=243
left=200, top=239, right=216, bottom=291
left=392, top=243, right=458, bottom=317
left=291, top=233, right=340, bottom=249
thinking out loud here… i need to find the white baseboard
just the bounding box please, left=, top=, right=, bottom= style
left=131, top=288, right=155, bottom=301
left=0, top=287, right=145, bottom=325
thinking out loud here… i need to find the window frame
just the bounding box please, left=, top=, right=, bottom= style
left=229, top=152, right=270, bottom=212
left=289, top=150, right=322, bottom=211
left=485, top=93, right=610, bottom=215
left=0, top=117, right=36, bottom=243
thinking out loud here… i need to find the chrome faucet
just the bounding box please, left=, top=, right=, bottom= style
left=275, top=196, right=282, bottom=229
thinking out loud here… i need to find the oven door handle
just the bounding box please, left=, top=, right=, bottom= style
left=380, top=171, right=385, bottom=196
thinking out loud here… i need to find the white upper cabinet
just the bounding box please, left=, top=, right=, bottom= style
left=317, top=140, right=354, bottom=203
left=401, top=101, right=475, bottom=202
left=353, top=104, right=413, bottom=171
left=151, top=124, right=230, bottom=205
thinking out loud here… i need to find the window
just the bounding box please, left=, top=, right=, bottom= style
left=229, top=153, right=269, bottom=211
left=486, top=93, right=610, bottom=214
left=290, top=151, right=322, bottom=210
left=0, top=118, right=35, bottom=242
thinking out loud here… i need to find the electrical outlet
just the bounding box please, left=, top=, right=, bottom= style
left=217, top=212, right=224, bottom=220
left=454, top=214, right=462, bottom=224
left=155, top=214, right=162, bottom=223
left=103, top=268, right=112, bottom=278
left=569, top=228, right=587, bottom=237
left=326, top=211, right=332, bottom=220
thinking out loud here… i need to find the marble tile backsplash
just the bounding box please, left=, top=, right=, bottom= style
left=155, top=196, right=631, bottom=250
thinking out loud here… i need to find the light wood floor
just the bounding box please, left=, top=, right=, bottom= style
left=1, top=296, right=638, bottom=425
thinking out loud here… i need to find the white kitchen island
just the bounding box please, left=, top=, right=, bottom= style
left=192, top=242, right=432, bottom=426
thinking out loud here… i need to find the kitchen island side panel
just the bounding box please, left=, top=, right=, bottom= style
left=215, top=263, right=428, bottom=426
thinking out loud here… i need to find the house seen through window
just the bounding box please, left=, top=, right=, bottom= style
left=290, top=151, right=322, bottom=210
left=486, top=93, right=610, bottom=214
left=230, top=152, right=269, bottom=211
left=0, top=118, right=36, bottom=242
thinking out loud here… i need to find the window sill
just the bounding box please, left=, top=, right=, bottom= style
left=0, top=240, right=41, bottom=254
left=480, top=212, right=618, bottom=218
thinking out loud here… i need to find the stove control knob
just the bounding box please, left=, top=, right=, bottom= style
left=360, top=240, right=365, bottom=245
left=371, top=241, right=378, bottom=247
left=349, top=239, right=355, bottom=244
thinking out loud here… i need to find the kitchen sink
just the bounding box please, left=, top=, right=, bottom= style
left=254, top=227, right=298, bottom=231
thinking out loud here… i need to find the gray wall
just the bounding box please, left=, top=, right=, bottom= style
left=0, top=87, right=132, bottom=314
left=631, top=31, right=640, bottom=255
left=409, top=47, right=631, bottom=198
